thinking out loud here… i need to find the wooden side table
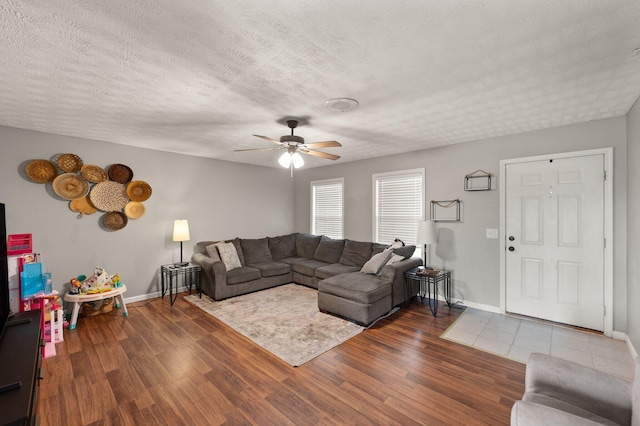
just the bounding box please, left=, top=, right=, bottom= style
left=64, top=285, right=128, bottom=330
left=404, top=268, right=452, bottom=317
left=160, top=264, right=201, bottom=306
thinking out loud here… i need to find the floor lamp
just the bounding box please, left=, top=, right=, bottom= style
left=417, top=220, right=436, bottom=268
left=172, top=219, right=190, bottom=267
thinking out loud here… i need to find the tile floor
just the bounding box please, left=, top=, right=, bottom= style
left=442, top=308, right=635, bottom=380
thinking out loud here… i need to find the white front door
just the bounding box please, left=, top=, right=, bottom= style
left=505, top=154, right=605, bottom=331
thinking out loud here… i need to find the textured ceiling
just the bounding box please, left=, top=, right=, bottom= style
left=1, top=1, right=640, bottom=169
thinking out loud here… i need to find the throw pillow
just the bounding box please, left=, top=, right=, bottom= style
left=386, top=254, right=404, bottom=265
left=393, top=245, right=416, bottom=259
left=215, top=242, right=242, bottom=271
left=360, top=249, right=394, bottom=275
left=205, top=243, right=222, bottom=263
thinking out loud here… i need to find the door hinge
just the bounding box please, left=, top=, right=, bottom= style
left=604, top=305, right=606, bottom=316
left=604, top=238, right=606, bottom=248
left=604, top=170, right=607, bottom=181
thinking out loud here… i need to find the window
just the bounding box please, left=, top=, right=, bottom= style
left=373, top=169, right=424, bottom=245
left=311, top=178, right=344, bottom=239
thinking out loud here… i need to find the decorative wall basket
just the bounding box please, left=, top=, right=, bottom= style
left=431, top=199, right=461, bottom=222
left=464, top=169, right=492, bottom=191
left=23, top=153, right=152, bottom=231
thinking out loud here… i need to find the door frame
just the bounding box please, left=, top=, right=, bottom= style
left=499, top=148, right=613, bottom=336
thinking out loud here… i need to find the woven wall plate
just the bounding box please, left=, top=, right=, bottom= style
left=124, top=201, right=145, bottom=219
left=102, top=211, right=128, bottom=231
left=80, top=165, right=108, bottom=183
left=69, top=196, right=98, bottom=218
left=52, top=173, right=90, bottom=200
left=57, top=153, right=84, bottom=173
left=26, top=159, right=58, bottom=183
left=108, top=163, right=134, bottom=183
left=89, top=181, right=129, bottom=212
left=126, top=180, right=152, bottom=202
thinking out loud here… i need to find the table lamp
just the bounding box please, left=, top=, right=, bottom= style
left=417, top=220, right=436, bottom=268
left=172, top=219, right=190, bottom=266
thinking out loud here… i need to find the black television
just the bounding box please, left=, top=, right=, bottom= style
left=0, top=203, right=10, bottom=341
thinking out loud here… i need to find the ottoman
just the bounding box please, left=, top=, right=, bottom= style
left=318, top=272, right=392, bottom=326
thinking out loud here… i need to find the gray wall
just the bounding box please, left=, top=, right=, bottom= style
left=627, top=99, right=640, bottom=350
left=294, top=117, right=628, bottom=332
left=0, top=126, right=294, bottom=300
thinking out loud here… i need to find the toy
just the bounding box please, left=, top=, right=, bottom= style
left=81, top=266, right=113, bottom=294
left=69, top=277, right=81, bottom=294
left=110, top=273, right=122, bottom=288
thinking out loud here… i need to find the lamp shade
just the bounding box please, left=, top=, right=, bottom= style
left=172, top=219, right=190, bottom=242
left=278, top=152, right=291, bottom=168
left=417, top=220, right=436, bottom=245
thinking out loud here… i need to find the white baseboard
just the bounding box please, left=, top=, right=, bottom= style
left=453, top=299, right=501, bottom=313
left=123, top=285, right=190, bottom=304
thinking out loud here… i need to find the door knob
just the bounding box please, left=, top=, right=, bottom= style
left=508, top=246, right=515, bottom=252
left=508, top=236, right=515, bottom=241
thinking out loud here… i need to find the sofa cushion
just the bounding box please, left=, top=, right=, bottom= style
left=313, top=235, right=345, bottom=264
left=268, top=233, right=297, bottom=260
left=215, top=242, right=242, bottom=271
left=292, top=259, right=331, bottom=277
left=196, top=240, right=217, bottom=255
left=372, top=242, right=388, bottom=255
left=278, top=256, right=307, bottom=265
left=319, top=272, right=391, bottom=304
left=247, top=261, right=290, bottom=278
left=339, top=240, right=373, bottom=267
left=361, top=249, right=394, bottom=275
left=393, top=245, right=416, bottom=259
left=315, top=263, right=360, bottom=280
left=240, top=238, right=272, bottom=264
left=226, top=265, right=261, bottom=285
left=205, top=243, right=222, bottom=262
left=296, top=233, right=322, bottom=259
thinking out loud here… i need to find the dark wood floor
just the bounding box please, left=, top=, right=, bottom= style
left=39, top=293, right=525, bottom=425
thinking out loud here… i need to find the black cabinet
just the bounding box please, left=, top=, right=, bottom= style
left=0, top=310, right=42, bottom=426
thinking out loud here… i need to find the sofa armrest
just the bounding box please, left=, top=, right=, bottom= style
left=525, top=353, right=632, bottom=424
left=511, top=400, right=608, bottom=426
left=380, top=257, right=423, bottom=307
left=191, top=253, right=227, bottom=298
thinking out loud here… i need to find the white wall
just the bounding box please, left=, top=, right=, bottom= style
left=294, top=117, right=628, bottom=332
left=0, top=126, right=294, bottom=300
left=626, top=99, right=640, bottom=350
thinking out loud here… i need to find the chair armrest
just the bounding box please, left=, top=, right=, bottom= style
left=526, top=353, right=632, bottom=423
left=511, top=400, right=609, bottom=426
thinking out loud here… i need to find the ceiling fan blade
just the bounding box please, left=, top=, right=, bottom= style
left=253, top=134, right=282, bottom=144
left=300, top=149, right=341, bottom=160
left=304, top=141, right=342, bottom=148
left=234, top=147, right=284, bottom=152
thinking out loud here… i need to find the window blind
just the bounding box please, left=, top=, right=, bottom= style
left=373, top=169, right=424, bottom=245
left=311, top=178, right=344, bottom=239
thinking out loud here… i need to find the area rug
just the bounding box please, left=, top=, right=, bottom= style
left=185, top=284, right=364, bottom=366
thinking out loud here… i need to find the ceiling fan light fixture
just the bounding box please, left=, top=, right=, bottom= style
left=291, top=152, right=304, bottom=168
left=278, top=152, right=292, bottom=168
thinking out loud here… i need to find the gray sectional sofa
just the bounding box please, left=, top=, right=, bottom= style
left=191, top=233, right=422, bottom=325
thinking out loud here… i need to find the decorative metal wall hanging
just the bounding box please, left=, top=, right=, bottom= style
left=464, top=169, right=492, bottom=191
left=430, top=199, right=461, bottom=222
left=24, top=153, right=152, bottom=231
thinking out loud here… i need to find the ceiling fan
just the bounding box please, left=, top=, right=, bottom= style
left=234, top=120, right=342, bottom=175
